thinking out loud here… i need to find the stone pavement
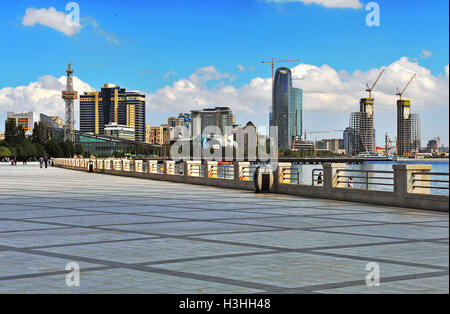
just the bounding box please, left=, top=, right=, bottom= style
left=0, top=163, right=448, bottom=294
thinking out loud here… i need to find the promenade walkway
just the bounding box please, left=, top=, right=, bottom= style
left=0, top=163, right=448, bottom=293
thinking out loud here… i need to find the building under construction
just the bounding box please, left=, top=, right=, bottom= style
left=349, top=98, right=376, bottom=155
left=397, top=100, right=421, bottom=156
left=396, top=73, right=421, bottom=156
left=348, top=69, right=385, bottom=155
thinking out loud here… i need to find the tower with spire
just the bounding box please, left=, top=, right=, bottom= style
left=62, top=61, right=78, bottom=142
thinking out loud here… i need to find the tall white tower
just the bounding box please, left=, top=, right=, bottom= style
left=62, top=62, right=77, bottom=142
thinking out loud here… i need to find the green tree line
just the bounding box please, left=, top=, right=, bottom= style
left=0, top=120, right=84, bottom=161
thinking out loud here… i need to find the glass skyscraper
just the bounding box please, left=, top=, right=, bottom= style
left=272, top=67, right=293, bottom=149
left=292, top=88, right=303, bottom=140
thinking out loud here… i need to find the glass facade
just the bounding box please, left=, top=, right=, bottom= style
left=292, top=88, right=303, bottom=140
left=272, top=67, right=293, bottom=149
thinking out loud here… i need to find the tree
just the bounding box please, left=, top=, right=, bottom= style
left=59, top=140, right=75, bottom=158
left=5, top=119, right=25, bottom=146
left=45, top=140, right=63, bottom=158
left=31, top=122, right=50, bottom=144
left=17, top=141, right=37, bottom=161
left=74, top=143, right=84, bottom=156
left=0, top=146, right=12, bottom=158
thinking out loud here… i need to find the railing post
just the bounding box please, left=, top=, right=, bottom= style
left=237, top=162, right=250, bottom=181
left=323, top=163, right=346, bottom=191
left=206, top=161, right=218, bottom=178
left=278, top=163, right=292, bottom=184
left=393, top=164, right=432, bottom=196
left=165, top=160, right=175, bottom=175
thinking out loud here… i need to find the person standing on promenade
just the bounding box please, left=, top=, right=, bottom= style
left=317, top=172, right=323, bottom=186
left=44, top=156, right=48, bottom=169
left=39, top=157, right=44, bottom=169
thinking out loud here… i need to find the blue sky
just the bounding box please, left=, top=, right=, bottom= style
left=1, top=0, right=449, bottom=145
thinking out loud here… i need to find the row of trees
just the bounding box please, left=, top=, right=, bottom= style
left=0, top=120, right=85, bottom=161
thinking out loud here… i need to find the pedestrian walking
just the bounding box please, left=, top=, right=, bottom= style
left=44, top=156, right=48, bottom=169
left=39, top=157, right=44, bottom=169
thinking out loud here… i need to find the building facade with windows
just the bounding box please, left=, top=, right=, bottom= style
left=272, top=67, right=293, bottom=149
left=104, top=123, right=136, bottom=141
left=7, top=112, right=40, bottom=136
left=80, top=84, right=146, bottom=142
left=191, top=107, right=235, bottom=139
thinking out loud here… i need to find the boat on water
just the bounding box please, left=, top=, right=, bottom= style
left=357, top=152, right=394, bottom=160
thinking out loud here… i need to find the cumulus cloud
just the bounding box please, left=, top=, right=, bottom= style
left=0, top=75, right=95, bottom=123
left=22, top=7, right=81, bottom=36
left=262, top=0, right=363, bottom=9
left=146, top=58, right=449, bottom=127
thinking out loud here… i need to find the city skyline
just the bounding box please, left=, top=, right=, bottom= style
left=0, top=0, right=448, bottom=146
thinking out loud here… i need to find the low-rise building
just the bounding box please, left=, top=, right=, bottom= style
left=104, top=123, right=135, bottom=141
left=148, top=126, right=164, bottom=145
left=7, top=112, right=40, bottom=136
left=49, top=116, right=65, bottom=128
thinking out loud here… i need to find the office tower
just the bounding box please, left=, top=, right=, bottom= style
left=272, top=67, right=293, bottom=149
left=190, top=107, right=235, bottom=139
left=7, top=112, right=40, bottom=136
left=292, top=88, right=303, bottom=140
left=343, top=127, right=356, bottom=155
left=79, top=84, right=146, bottom=142
left=397, top=100, right=421, bottom=156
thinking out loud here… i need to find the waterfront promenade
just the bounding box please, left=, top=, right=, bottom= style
left=0, top=163, right=448, bottom=293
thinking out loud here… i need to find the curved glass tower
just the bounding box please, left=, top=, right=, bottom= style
left=272, top=67, right=293, bottom=149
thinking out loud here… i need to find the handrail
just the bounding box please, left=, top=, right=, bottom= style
left=412, top=172, right=449, bottom=191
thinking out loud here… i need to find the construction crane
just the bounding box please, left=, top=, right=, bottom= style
left=262, top=58, right=300, bottom=84
left=303, top=130, right=345, bottom=141
left=365, top=68, right=386, bottom=99
left=396, top=73, right=416, bottom=100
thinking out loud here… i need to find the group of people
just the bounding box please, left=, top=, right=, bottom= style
left=316, top=172, right=353, bottom=188
left=8, top=156, right=52, bottom=168
left=39, top=156, right=51, bottom=169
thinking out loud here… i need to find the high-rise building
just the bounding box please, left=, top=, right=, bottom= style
left=79, top=84, right=146, bottom=142
left=397, top=100, right=421, bottom=156
left=292, top=88, right=303, bottom=140
left=190, top=107, right=235, bottom=139
left=343, top=127, right=356, bottom=155
left=7, top=112, right=40, bottom=136
left=272, top=67, right=293, bottom=149
left=348, top=98, right=375, bottom=155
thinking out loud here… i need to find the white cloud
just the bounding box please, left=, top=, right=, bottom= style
left=421, top=49, right=433, bottom=58
left=163, top=71, right=177, bottom=80
left=0, top=75, right=95, bottom=123
left=237, top=65, right=246, bottom=72
left=263, top=0, right=363, bottom=9
left=22, top=7, right=81, bottom=36
left=146, top=58, right=449, bottom=128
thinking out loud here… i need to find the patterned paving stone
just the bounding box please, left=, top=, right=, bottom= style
left=0, top=163, right=448, bottom=294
